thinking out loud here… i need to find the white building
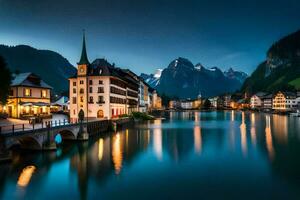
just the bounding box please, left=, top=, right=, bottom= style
left=69, top=33, right=139, bottom=122
left=250, top=92, right=266, bottom=109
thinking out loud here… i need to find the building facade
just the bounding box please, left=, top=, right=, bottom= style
left=209, top=97, right=223, bottom=109
left=151, top=90, right=162, bottom=110
left=69, top=34, right=139, bottom=122
left=1, top=73, right=52, bottom=119
left=138, top=80, right=150, bottom=112
left=250, top=92, right=266, bottom=109
left=262, top=94, right=273, bottom=110
left=272, top=91, right=298, bottom=111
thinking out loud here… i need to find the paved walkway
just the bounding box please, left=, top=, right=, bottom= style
left=0, top=114, right=69, bottom=134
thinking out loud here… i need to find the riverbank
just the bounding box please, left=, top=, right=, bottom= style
left=161, top=108, right=299, bottom=116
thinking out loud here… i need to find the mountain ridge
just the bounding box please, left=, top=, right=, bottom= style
left=0, top=44, right=76, bottom=93
left=241, top=29, right=300, bottom=93
left=141, top=57, right=248, bottom=98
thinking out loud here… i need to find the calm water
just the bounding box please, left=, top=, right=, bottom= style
left=1, top=111, right=300, bottom=200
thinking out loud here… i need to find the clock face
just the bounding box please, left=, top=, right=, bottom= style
left=80, top=67, right=84, bottom=73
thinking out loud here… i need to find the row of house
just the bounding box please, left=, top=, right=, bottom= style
left=169, top=95, right=202, bottom=110
left=207, top=91, right=300, bottom=112
left=0, top=33, right=162, bottom=120
left=250, top=91, right=300, bottom=111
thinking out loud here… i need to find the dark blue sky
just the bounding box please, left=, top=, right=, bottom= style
left=1, top=0, right=300, bottom=75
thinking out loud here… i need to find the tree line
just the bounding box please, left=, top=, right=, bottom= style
left=0, top=55, right=12, bottom=105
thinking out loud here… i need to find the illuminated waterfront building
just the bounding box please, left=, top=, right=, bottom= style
left=69, top=33, right=139, bottom=121
left=0, top=73, right=52, bottom=119
left=272, top=91, right=300, bottom=111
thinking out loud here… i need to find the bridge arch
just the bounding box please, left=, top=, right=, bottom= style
left=9, top=136, right=43, bottom=150
left=55, top=129, right=77, bottom=141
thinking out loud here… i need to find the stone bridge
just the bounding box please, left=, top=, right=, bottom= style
left=0, top=117, right=132, bottom=162
left=0, top=119, right=115, bottom=161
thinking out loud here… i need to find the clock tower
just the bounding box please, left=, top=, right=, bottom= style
left=77, top=30, right=90, bottom=76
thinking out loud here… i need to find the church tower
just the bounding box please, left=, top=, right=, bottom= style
left=76, top=31, right=90, bottom=119
left=77, top=30, right=90, bottom=76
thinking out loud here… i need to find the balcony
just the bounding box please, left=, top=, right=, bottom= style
left=97, top=101, right=105, bottom=104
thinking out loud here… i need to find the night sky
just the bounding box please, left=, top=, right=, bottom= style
left=1, top=0, right=300, bottom=75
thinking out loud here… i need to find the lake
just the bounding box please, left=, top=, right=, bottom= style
left=1, top=111, right=300, bottom=200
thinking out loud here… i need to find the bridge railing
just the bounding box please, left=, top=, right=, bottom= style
left=0, top=119, right=78, bottom=135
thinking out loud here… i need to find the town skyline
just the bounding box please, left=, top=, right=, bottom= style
left=2, top=0, right=300, bottom=74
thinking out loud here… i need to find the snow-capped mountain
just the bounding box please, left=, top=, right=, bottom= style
left=140, top=69, right=162, bottom=88
left=141, top=57, right=248, bottom=98
left=224, top=67, right=248, bottom=84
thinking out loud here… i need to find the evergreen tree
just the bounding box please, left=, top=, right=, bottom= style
left=0, top=55, right=12, bottom=104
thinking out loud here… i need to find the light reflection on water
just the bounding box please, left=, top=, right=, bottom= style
left=1, top=111, right=300, bottom=199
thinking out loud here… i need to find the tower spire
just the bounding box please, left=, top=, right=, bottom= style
left=78, top=29, right=89, bottom=65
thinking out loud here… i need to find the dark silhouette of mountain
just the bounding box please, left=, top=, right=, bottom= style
left=142, top=57, right=247, bottom=98
left=241, top=29, right=300, bottom=93
left=0, top=45, right=76, bottom=93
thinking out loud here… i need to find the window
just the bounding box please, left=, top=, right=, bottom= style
left=89, top=80, right=93, bottom=85
left=73, top=109, right=76, bottom=115
left=72, top=97, right=76, bottom=104
left=24, top=88, right=31, bottom=97
left=98, top=87, right=104, bottom=93
left=73, top=88, right=76, bottom=94
left=89, top=96, right=94, bottom=103
left=41, top=90, right=47, bottom=98
left=99, top=80, right=103, bottom=84
left=73, top=82, right=76, bottom=86
left=98, top=96, right=104, bottom=103
left=89, top=87, right=93, bottom=93
left=110, top=96, right=126, bottom=104
left=111, top=86, right=126, bottom=96
left=80, top=96, right=84, bottom=103
left=80, top=80, right=84, bottom=84
left=80, top=88, right=84, bottom=94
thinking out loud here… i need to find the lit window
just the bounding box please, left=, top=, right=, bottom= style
left=24, top=88, right=31, bottom=97
left=41, top=90, right=47, bottom=98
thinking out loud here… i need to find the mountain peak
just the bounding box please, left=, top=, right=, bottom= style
left=168, top=57, right=194, bottom=70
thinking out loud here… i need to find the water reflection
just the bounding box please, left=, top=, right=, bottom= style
left=1, top=111, right=300, bottom=199
left=194, top=112, right=202, bottom=154
left=98, top=138, right=104, bottom=161
left=112, top=133, right=123, bottom=175
left=272, top=115, right=288, bottom=144
left=153, top=121, right=163, bottom=160
left=265, top=115, right=275, bottom=161
left=240, top=112, right=247, bottom=156
left=17, top=165, right=36, bottom=187
left=250, top=113, right=257, bottom=147
left=231, top=110, right=235, bottom=121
